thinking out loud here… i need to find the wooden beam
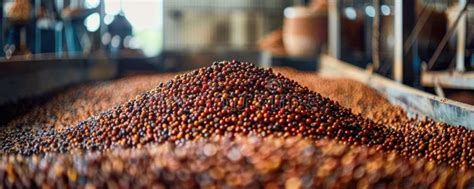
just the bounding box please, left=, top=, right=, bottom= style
left=421, top=71, right=474, bottom=89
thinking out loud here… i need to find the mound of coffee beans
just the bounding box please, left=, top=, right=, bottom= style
left=2, top=136, right=472, bottom=188
left=1, top=61, right=473, bottom=169
left=10, top=61, right=396, bottom=153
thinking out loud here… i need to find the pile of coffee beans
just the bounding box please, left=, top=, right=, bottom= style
left=1, top=60, right=472, bottom=169
left=6, top=61, right=394, bottom=153
left=1, top=68, right=393, bottom=155
left=0, top=67, right=408, bottom=156
left=0, top=67, right=404, bottom=160
left=2, top=136, right=472, bottom=188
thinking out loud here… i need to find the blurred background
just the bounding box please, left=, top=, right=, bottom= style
left=0, top=0, right=473, bottom=121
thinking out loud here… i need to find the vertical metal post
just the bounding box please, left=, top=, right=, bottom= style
left=99, top=0, right=106, bottom=51
left=35, top=0, right=41, bottom=53
left=0, top=0, right=4, bottom=57
left=372, top=0, right=380, bottom=70
left=456, top=0, right=466, bottom=72
left=159, top=0, right=164, bottom=53
left=56, top=0, right=65, bottom=57
left=393, top=0, right=403, bottom=82
left=393, top=0, right=415, bottom=85
left=328, top=0, right=340, bottom=59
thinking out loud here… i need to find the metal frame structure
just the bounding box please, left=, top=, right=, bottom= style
left=421, top=0, right=474, bottom=94
left=328, top=0, right=474, bottom=95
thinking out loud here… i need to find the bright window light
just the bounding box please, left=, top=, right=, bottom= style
left=105, top=0, right=121, bottom=15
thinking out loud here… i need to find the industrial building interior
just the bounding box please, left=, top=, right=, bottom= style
left=0, top=0, right=473, bottom=188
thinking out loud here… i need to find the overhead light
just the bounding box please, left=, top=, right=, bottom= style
left=85, top=0, right=100, bottom=9
left=84, top=13, right=100, bottom=32
left=102, top=32, right=111, bottom=45
left=104, top=14, right=115, bottom=25
left=381, top=5, right=391, bottom=16
left=365, top=5, right=375, bottom=17
left=344, top=7, right=357, bottom=20
left=111, top=35, right=121, bottom=48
